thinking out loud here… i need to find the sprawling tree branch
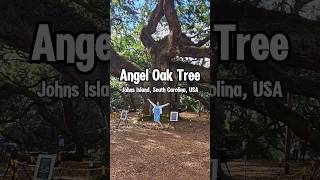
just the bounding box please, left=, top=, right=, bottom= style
left=170, top=61, right=209, bottom=84
left=178, top=46, right=210, bottom=58
left=140, top=0, right=164, bottom=49
left=213, top=0, right=320, bottom=70
left=140, top=0, right=209, bottom=62
left=246, top=62, right=320, bottom=99
left=220, top=80, right=320, bottom=152
left=110, top=50, right=141, bottom=77
left=163, top=0, right=182, bottom=49
left=186, top=92, right=209, bottom=108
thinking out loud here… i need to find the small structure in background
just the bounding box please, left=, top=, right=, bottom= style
left=57, top=135, right=64, bottom=150
left=170, top=112, right=179, bottom=122
left=116, top=110, right=129, bottom=128
left=169, top=111, right=179, bottom=129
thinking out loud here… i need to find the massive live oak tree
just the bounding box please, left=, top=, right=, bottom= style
left=0, top=0, right=320, bottom=167
left=111, top=0, right=210, bottom=114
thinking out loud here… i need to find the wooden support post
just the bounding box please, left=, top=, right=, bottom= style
left=244, top=153, right=247, bottom=180
left=215, top=101, right=224, bottom=180
left=116, top=118, right=122, bottom=129
left=198, top=100, right=201, bottom=117
left=284, top=126, right=291, bottom=174
left=284, top=93, right=292, bottom=174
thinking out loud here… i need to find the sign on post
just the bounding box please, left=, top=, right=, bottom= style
left=33, top=154, right=56, bottom=180
left=120, top=110, right=129, bottom=121
left=58, top=135, right=64, bottom=149
left=117, top=110, right=129, bottom=128
left=170, top=112, right=179, bottom=122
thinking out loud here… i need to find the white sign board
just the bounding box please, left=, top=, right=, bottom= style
left=58, top=138, right=64, bottom=148
left=33, top=154, right=56, bottom=180
left=170, top=112, right=179, bottom=122
left=120, top=110, right=128, bottom=120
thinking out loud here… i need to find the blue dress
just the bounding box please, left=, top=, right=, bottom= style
left=153, top=106, right=161, bottom=123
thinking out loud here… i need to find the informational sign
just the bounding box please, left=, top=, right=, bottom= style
left=170, top=112, right=179, bottom=122
left=58, top=135, right=64, bottom=148
left=33, top=154, right=56, bottom=180
left=120, top=110, right=128, bottom=120
left=116, top=110, right=129, bottom=128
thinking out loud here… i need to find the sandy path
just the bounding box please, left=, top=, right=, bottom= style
left=110, top=112, right=210, bottom=180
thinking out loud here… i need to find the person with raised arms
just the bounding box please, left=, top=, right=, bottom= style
left=147, top=98, right=170, bottom=127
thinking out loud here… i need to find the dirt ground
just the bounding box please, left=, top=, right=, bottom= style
left=110, top=112, right=210, bottom=180
left=223, top=159, right=320, bottom=180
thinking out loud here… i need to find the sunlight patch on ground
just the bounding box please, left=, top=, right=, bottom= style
left=137, top=132, right=148, bottom=136
left=111, top=140, right=119, bottom=144
left=172, top=134, right=181, bottom=138
left=160, top=131, right=175, bottom=135
left=112, top=145, right=127, bottom=152
left=182, top=162, right=201, bottom=168
left=141, top=143, right=166, bottom=151
left=194, top=141, right=209, bottom=147
left=125, top=137, right=140, bottom=143
left=181, top=151, right=192, bottom=155
left=146, top=138, right=156, bottom=143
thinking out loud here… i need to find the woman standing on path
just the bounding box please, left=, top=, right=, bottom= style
left=147, top=98, right=170, bottom=127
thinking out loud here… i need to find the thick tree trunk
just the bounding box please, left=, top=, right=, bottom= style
left=62, top=100, right=84, bottom=160
left=139, top=0, right=187, bottom=114
left=128, top=94, right=137, bottom=111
